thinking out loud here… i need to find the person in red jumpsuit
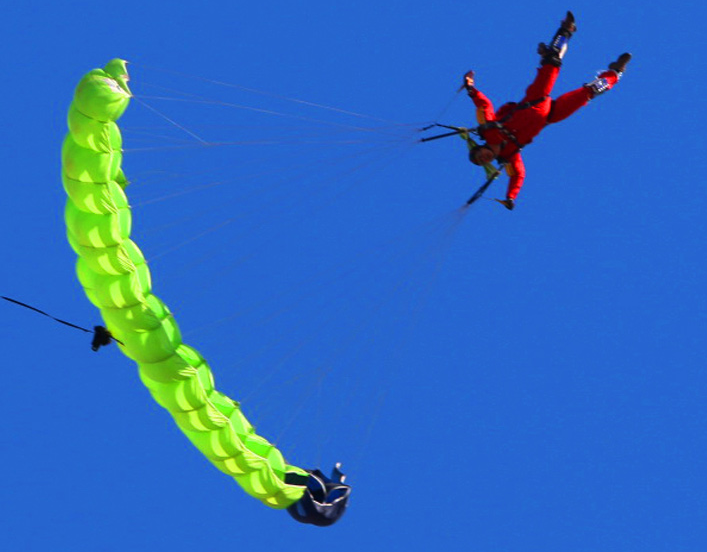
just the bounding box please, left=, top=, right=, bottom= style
left=464, top=12, right=631, bottom=210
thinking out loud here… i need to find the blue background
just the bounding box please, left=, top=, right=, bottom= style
left=3, top=1, right=705, bottom=550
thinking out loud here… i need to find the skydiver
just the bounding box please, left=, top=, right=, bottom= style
left=464, top=11, right=631, bottom=210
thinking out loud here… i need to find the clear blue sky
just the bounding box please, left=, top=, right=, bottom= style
left=3, top=1, right=705, bottom=550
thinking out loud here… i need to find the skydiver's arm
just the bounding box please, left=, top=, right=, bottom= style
left=505, top=153, right=526, bottom=201
left=463, top=70, right=496, bottom=124
left=468, top=88, right=496, bottom=123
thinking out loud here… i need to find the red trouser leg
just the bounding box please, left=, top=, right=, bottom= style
left=547, top=70, right=620, bottom=124
left=507, top=179, right=522, bottom=201
left=522, top=64, right=560, bottom=102
left=547, top=87, right=591, bottom=123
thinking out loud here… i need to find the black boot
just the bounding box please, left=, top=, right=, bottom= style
left=609, top=53, right=632, bottom=74
left=538, top=11, right=576, bottom=67
left=495, top=198, right=516, bottom=211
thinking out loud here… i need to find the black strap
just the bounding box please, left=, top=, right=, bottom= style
left=2, top=295, right=122, bottom=350
left=476, top=95, right=549, bottom=152
left=477, top=121, right=523, bottom=149
left=498, top=96, right=548, bottom=124
left=2, top=295, right=92, bottom=332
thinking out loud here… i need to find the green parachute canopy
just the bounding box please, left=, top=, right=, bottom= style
left=61, top=59, right=311, bottom=510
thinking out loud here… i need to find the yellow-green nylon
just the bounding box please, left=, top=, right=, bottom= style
left=61, top=60, right=307, bottom=509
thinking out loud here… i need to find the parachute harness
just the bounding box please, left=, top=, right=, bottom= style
left=419, top=96, right=548, bottom=205
left=476, top=95, right=548, bottom=156
left=420, top=95, right=548, bottom=151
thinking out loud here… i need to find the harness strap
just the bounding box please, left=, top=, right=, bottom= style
left=477, top=95, right=549, bottom=152
left=499, top=96, right=549, bottom=123
left=477, top=121, right=523, bottom=149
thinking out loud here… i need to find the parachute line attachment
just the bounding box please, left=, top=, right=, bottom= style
left=418, top=123, right=472, bottom=143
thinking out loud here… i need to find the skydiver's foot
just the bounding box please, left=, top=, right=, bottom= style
left=561, top=11, right=577, bottom=34
left=609, top=52, right=632, bottom=74
left=540, top=12, right=576, bottom=66
left=495, top=198, right=515, bottom=211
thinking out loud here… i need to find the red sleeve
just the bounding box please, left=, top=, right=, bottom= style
left=505, top=153, right=526, bottom=201
left=467, top=87, right=496, bottom=125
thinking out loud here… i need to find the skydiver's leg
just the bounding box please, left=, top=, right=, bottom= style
left=547, top=54, right=631, bottom=124
left=523, top=12, right=577, bottom=102
left=522, top=64, right=560, bottom=103
left=545, top=87, right=591, bottom=124
left=546, top=73, right=619, bottom=124
left=537, top=11, right=577, bottom=68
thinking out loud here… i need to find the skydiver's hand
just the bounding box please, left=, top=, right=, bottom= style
left=464, top=70, right=475, bottom=87
left=459, top=70, right=474, bottom=91
left=463, top=70, right=475, bottom=89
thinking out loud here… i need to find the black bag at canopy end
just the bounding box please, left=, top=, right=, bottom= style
left=286, top=463, right=351, bottom=527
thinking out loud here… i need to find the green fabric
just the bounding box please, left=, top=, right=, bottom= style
left=62, top=60, right=307, bottom=509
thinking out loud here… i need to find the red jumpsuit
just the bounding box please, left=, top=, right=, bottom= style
left=468, top=64, right=619, bottom=200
